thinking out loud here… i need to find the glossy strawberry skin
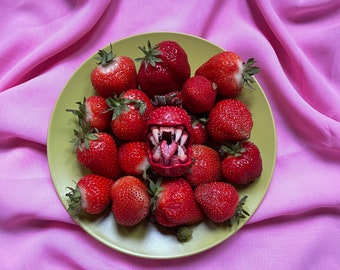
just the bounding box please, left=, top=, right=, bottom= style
left=194, top=182, right=239, bottom=223
left=207, top=99, right=253, bottom=143
left=111, top=89, right=154, bottom=141
left=67, top=174, right=114, bottom=216
left=185, top=144, right=221, bottom=187
left=111, top=176, right=150, bottom=226
left=181, top=75, right=217, bottom=114
left=85, top=96, right=111, bottom=131
left=146, top=106, right=193, bottom=177
left=221, top=141, right=263, bottom=185
left=153, top=178, right=203, bottom=227
left=76, top=132, right=121, bottom=179
left=91, top=55, right=137, bottom=98
left=195, top=51, right=244, bottom=98
left=137, top=40, right=191, bottom=97
left=118, top=141, right=149, bottom=176
left=190, top=119, right=208, bottom=145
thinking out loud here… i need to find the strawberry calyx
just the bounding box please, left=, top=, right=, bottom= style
left=220, top=142, right=246, bottom=158
left=94, top=43, right=116, bottom=66
left=70, top=120, right=99, bottom=152
left=65, top=186, right=82, bottom=218
left=152, top=91, right=182, bottom=107
left=228, top=195, right=250, bottom=226
left=135, top=40, right=163, bottom=68
left=106, top=92, right=146, bottom=120
left=145, top=177, right=163, bottom=213
left=242, top=58, right=260, bottom=89
left=191, top=115, right=208, bottom=128
left=66, top=97, right=87, bottom=122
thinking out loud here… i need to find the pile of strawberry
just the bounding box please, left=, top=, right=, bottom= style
left=65, top=40, right=262, bottom=242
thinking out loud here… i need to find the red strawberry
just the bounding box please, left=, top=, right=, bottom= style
left=146, top=106, right=192, bottom=177
left=91, top=44, right=137, bottom=98
left=190, top=116, right=208, bottom=145
left=220, top=141, right=263, bottom=185
left=185, top=144, right=221, bottom=187
left=111, top=176, right=150, bottom=226
left=135, top=40, right=190, bottom=98
left=195, top=51, right=259, bottom=98
left=72, top=127, right=121, bottom=179
left=106, top=89, right=154, bottom=141
left=194, top=182, right=244, bottom=223
left=118, top=141, right=150, bottom=176
left=150, top=178, right=203, bottom=227
left=207, top=99, right=253, bottom=143
left=66, top=96, right=111, bottom=131
left=66, top=174, right=113, bottom=216
left=181, top=75, right=217, bottom=114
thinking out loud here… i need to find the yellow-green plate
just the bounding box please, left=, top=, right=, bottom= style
left=47, top=32, right=276, bottom=259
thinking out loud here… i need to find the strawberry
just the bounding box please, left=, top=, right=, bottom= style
left=66, top=96, right=111, bottom=131
left=91, top=44, right=137, bottom=98
left=150, top=178, right=203, bottom=227
left=71, top=125, right=121, bottom=179
left=194, top=182, right=248, bottom=223
left=185, top=144, right=221, bottom=187
left=106, top=89, right=154, bottom=141
left=207, top=99, right=253, bottom=143
left=111, top=176, right=150, bottom=226
left=66, top=174, right=113, bottom=217
left=135, top=40, right=190, bottom=98
left=181, top=75, right=217, bottom=114
left=146, top=106, right=192, bottom=177
left=220, top=141, right=263, bottom=185
left=190, top=116, right=208, bottom=145
left=118, top=141, right=150, bottom=176
left=195, top=51, right=259, bottom=98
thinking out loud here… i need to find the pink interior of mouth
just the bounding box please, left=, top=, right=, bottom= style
left=147, top=125, right=190, bottom=167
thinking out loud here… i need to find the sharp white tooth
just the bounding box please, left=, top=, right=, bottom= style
left=175, top=127, right=183, bottom=142
left=180, top=131, right=189, bottom=147
left=151, top=126, right=160, bottom=143
left=152, top=146, right=161, bottom=162
left=177, top=145, right=187, bottom=162
left=148, top=133, right=158, bottom=146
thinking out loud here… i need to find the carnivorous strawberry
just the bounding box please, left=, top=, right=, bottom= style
left=220, top=141, right=263, bottom=185
left=146, top=106, right=192, bottom=177
left=91, top=44, right=137, bottom=98
left=111, top=176, right=150, bottom=226
left=207, top=99, right=253, bottom=143
left=195, top=51, right=259, bottom=98
left=135, top=40, right=190, bottom=97
left=66, top=174, right=113, bottom=217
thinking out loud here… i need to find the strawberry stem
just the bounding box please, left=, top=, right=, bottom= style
left=106, top=93, right=146, bottom=120
left=65, top=186, right=82, bottom=218
left=135, top=40, right=163, bottom=68
left=94, top=43, right=116, bottom=66
left=228, top=195, right=250, bottom=226
left=242, top=58, right=260, bottom=90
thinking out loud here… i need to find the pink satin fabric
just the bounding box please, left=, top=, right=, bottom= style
left=0, top=1, right=339, bottom=269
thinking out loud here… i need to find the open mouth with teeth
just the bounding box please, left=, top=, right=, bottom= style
left=146, top=125, right=192, bottom=176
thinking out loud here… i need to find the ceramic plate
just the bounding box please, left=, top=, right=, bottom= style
left=47, top=32, right=276, bottom=259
